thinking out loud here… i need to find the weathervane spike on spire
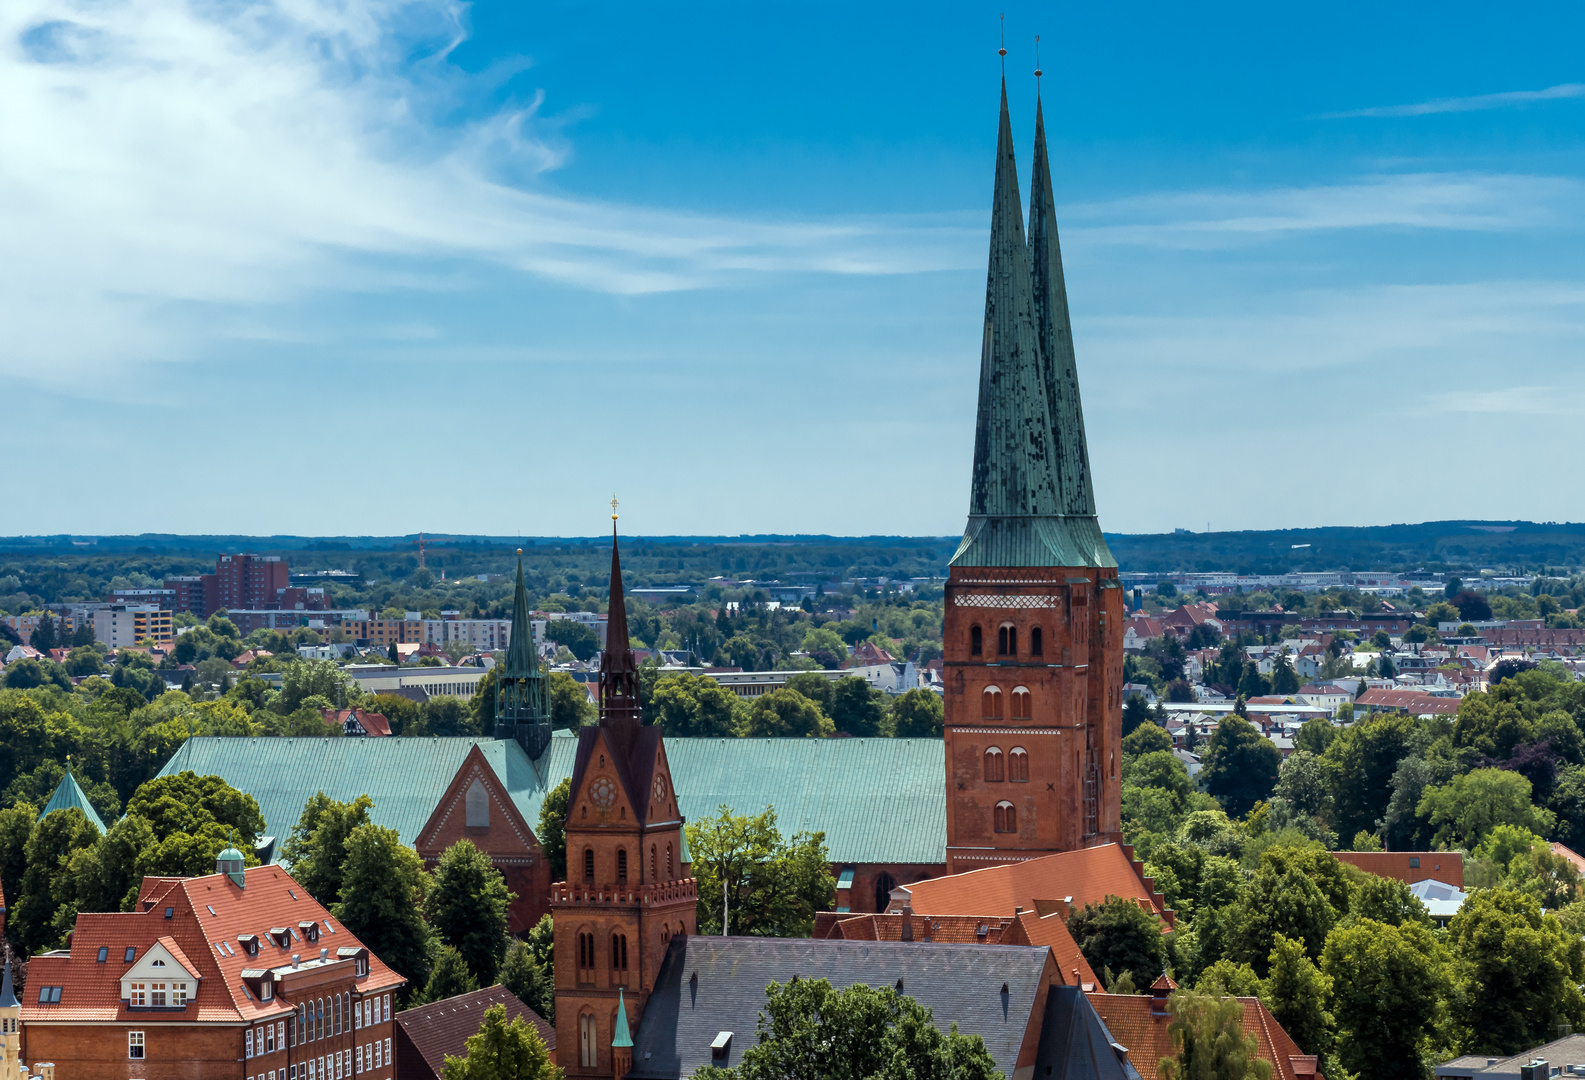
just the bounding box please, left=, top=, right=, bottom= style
left=998, top=13, right=1006, bottom=67
left=611, top=494, right=619, bottom=521
left=1035, top=34, right=1043, bottom=85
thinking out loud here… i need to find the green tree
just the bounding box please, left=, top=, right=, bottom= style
left=333, top=822, right=434, bottom=994
left=1201, top=717, right=1281, bottom=818
left=29, top=613, right=57, bottom=653
left=744, top=688, right=832, bottom=738
left=278, top=658, right=362, bottom=711
left=687, top=806, right=835, bottom=937
left=1418, top=768, right=1553, bottom=849
left=59, top=812, right=156, bottom=916
left=544, top=620, right=599, bottom=662
left=425, top=839, right=514, bottom=987
left=1229, top=862, right=1333, bottom=975
left=13, top=807, right=101, bottom=953
left=0, top=803, right=36, bottom=931
left=709, top=978, right=1002, bottom=1080
left=1321, top=918, right=1443, bottom=1080
left=548, top=672, right=595, bottom=730
left=829, top=677, right=889, bottom=737
left=1263, top=935, right=1333, bottom=1064
left=536, top=778, right=571, bottom=882
left=1324, top=715, right=1423, bottom=843
left=1293, top=717, right=1336, bottom=757
left=1270, top=652, right=1300, bottom=696
left=441, top=1001, right=561, bottom=1080
left=1123, top=722, right=1174, bottom=759
left=1066, top=895, right=1166, bottom=990
left=388, top=641, right=400, bottom=665
left=1122, top=694, right=1155, bottom=736
left=651, top=674, right=743, bottom=738
left=890, top=689, right=943, bottom=738
left=63, top=647, right=105, bottom=678
left=1449, top=888, right=1585, bottom=1054
left=499, top=935, right=554, bottom=1025
left=126, top=771, right=264, bottom=846
left=424, top=944, right=480, bottom=1003
left=1158, top=988, right=1271, bottom=1080
left=279, top=792, right=375, bottom=907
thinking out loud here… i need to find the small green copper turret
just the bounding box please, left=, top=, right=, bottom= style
left=494, top=553, right=551, bottom=759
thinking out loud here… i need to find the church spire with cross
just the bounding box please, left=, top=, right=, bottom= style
left=494, top=548, right=551, bottom=759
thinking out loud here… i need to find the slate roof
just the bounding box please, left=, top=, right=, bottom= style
left=1436, top=1032, right=1585, bottom=1076
left=160, top=731, right=949, bottom=865
left=395, top=984, right=553, bottom=1080
left=1034, top=987, right=1142, bottom=1080
left=40, top=770, right=108, bottom=834
left=625, top=935, right=1052, bottom=1080
left=21, top=865, right=403, bottom=1024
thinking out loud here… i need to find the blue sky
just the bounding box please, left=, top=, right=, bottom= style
left=3, top=1, right=1583, bottom=538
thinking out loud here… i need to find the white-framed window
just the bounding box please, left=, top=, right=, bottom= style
left=385, top=1039, right=391, bottom=1067
left=277, top=1021, right=286, bottom=1049
left=383, top=995, right=390, bottom=1023
left=174, top=982, right=189, bottom=1006
left=247, top=1030, right=255, bottom=1058
left=150, top=982, right=167, bottom=1007
left=129, top=1031, right=146, bottom=1059
left=267, top=1024, right=276, bottom=1052
left=357, top=1046, right=364, bottom=1073
left=375, top=1041, right=383, bottom=1068
left=130, top=983, right=147, bottom=1007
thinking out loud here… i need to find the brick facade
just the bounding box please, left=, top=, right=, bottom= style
left=943, top=566, right=1124, bottom=870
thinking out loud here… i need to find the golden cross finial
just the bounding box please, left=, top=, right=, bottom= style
left=611, top=494, right=619, bottom=521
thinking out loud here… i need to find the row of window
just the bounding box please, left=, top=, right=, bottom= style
left=243, top=1041, right=388, bottom=1080
left=582, top=843, right=674, bottom=884
left=982, top=746, right=1030, bottom=783
left=246, top=993, right=389, bottom=1057
left=979, top=686, right=1032, bottom=721
left=576, top=932, right=631, bottom=984
left=969, top=625, right=1044, bottom=658
left=128, top=981, right=189, bottom=1007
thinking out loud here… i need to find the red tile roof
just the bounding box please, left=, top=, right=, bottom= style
left=1334, top=851, right=1462, bottom=888
left=395, top=984, right=553, bottom=1080
left=1089, top=992, right=1322, bottom=1080
left=22, top=865, right=404, bottom=1025
left=1553, top=843, right=1585, bottom=876
left=899, top=845, right=1174, bottom=930
left=1355, top=689, right=1461, bottom=715
left=1004, top=911, right=1099, bottom=989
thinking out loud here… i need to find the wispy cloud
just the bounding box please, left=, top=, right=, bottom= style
left=1063, top=173, right=1581, bottom=248
left=1322, top=82, right=1585, bottom=119
left=0, top=0, right=978, bottom=381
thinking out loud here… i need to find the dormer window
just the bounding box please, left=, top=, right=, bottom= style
left=300, top=921, right=320, bottom=944
left=237, top=935, right=260, bottom=957
left=270, top=928, right=292, bottom=948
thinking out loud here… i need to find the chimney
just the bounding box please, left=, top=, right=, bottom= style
left=900, top=902, right=914, bottom=942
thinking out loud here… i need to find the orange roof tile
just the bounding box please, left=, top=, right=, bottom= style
left=23, top=865, right=404, bottom=1025
left=1004, top=911, right=1098, bottom=989
left=900, top=844, right=1174, bottom=930
left=1334, top=851, right=1462, bottom=888
left=1088, top=992, right=1322, bottom=1080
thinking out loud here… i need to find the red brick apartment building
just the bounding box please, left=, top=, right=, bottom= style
left=164, top=554, right=290, bottom=618
left=22, top=848, right=404, bottom=1080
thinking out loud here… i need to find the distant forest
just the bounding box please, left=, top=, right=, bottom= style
left=2, top=521, right=1584, bottom=612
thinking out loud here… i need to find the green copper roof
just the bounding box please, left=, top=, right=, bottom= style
left=41, top=770, right=108, bottom=834
left=952, top=84, right=1114, bottom=571
left=612, top=989, right=633, bottom=1048
left=159, top=732, right=948, bottom=866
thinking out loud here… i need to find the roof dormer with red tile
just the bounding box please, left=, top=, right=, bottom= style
left=22, top=859, right=405, bottom=1080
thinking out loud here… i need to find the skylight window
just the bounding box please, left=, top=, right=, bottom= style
left=97, top=947, right=109, bottom=963
left=124, top=947, right=136, bottom=963
left=207, top=905, right=216, bottom=916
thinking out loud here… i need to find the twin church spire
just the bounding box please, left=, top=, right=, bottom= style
left=953, top=80, right=1114, bottom=570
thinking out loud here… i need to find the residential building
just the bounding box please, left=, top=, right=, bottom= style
left=941, top=85, right=1124, bottom=873
left=394, top=985, right=553, bottom=1080
left=1355, top=688, right=1461, bottom=717
left=320, top=710, right=391, bottom=737
left=91, top=605, right=173, bottom=648
left=164, top=576, right=207, bottom=616
left=20, top=852, right=405, bottom=1080
left=1436, top=1031, right=1585, bottom=1077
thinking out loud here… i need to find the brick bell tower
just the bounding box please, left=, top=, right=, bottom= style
left=942, top=82, right=1124, bottom=874
left=553, top=506, right=697, bottom=1078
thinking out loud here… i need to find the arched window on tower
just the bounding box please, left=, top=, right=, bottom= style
left=983, top=746, right=1005, bottom=783
left=583, top=848, right=594, bottom=882
left=1011, top=686, right=1031, bottom=720
left=611, top=932, right=629, bottom=983
left=579, top=1012, right=597, bottom=1068
left=651, top=844, right=657, bottom=881
left=997, top=623, right=1017, bottom=656
left=576, top=931, right=595, bottom=985
left=981, top=686, right=1003, bottom=721
left=1030, top=627, right=1043, bottom=656
left=666, top=842, right=674, bottom=878
left=617, top=848, right=628, bottom=882
left=1009, top=746, right=1029, bottom=782
left=970, top=625, right=983, bottom=656
left=994, top=801, right=1017, bottom=834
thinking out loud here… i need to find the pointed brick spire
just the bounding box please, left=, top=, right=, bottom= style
left=951, top=81, right=1115, bottom=570
left=599, top=517, right=642, bottom=748
left=495, top=552, right=550, bottom=756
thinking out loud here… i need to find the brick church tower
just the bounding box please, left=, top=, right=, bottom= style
left=942, top=83, right=1125, bottom=873
left=553, top=512, right=697, bottom=1078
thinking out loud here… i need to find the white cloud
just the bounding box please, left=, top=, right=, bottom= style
left=1062, top=173, right=1581, bottom=248
left=1322, top=82, right=1585, bottom=119
left=0, top=0, right=979, bottom=381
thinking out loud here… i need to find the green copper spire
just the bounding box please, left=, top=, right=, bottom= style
left=612, top=988, right=633, bottom=1048
left=951, top=83, right=1115, bottom=570
left=494, top=554, right=551, bottom=758
left=40, top=766, right=107, bottom=834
